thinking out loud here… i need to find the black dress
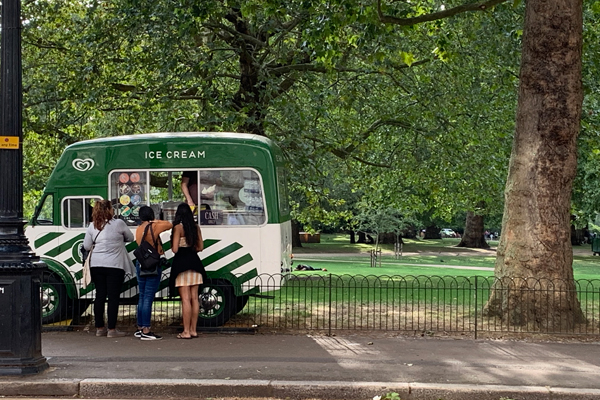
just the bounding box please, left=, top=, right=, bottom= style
left=169, top=246, right=208, bottom=296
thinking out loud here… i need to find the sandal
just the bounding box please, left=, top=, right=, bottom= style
left=177, top=333, right=192, bottom=339
left=190, top=333, right=199, bottom=338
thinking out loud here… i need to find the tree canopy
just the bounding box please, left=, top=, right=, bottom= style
left=16, top=0, right=600, bottom=303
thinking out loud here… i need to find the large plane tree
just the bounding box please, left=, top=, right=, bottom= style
left=378, top=0, right=585, bottom=330
left=484, top=0, right=585, bottom=330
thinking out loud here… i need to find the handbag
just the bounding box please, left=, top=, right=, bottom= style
left=82, top=230, right=101, bottom=289
left=138, top=257, right=168, bottom=277
left=138, top=264, right=159, bottom=277
left=134, top=223, right=162, bottom=276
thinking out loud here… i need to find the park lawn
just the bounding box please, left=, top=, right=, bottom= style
left=244, top=235, right=600, bottom=322
left=291, top=256, right=494, bottom=277
left=291, top=233, right=600, bottom=281
left=293, top=234, right=485, bottom=254
left=243, top=235, right=600, bottom=326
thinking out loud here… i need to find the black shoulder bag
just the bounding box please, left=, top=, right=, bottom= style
left=134, top=223, right=162, bottom=276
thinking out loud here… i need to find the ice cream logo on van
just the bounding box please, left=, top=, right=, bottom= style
left=72, top=158, right=95, bottom=172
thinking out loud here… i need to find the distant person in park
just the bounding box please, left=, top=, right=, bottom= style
left=134, top=206, right=173, bottom=341
left=83, top=200, right=134, bottom=338
left=169, top=203, right=207, bottom=339
left=294, top=264, right=326, bottom=271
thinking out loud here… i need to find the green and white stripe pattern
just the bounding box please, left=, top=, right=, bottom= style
left=31, top=229, right=260, bottom=299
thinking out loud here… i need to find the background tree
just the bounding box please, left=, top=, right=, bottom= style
left=457, top=207, right=490, bottom=249
left=571, top=3, right=600, bottom=232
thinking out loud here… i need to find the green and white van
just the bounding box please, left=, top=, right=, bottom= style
left=27, top=132, right=292, bottom=326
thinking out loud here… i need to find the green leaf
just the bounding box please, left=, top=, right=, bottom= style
left=400, top=51, right=415, bottom=66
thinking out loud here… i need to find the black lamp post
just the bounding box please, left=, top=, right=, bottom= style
left=0, top=0, right=49, bottom=375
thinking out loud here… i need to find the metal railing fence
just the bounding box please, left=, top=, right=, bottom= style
left=41, top=273, right=600, bottom=337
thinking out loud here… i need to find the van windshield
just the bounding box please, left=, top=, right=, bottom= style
left=33, top=194, right=54, bottom=225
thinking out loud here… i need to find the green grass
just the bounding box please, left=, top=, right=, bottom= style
left=291, top=233, right=600, bottom=280
left=236, top=234, right=600, bottom=332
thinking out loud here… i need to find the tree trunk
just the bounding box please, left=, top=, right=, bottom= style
left=379, top=232, right=396, bottom=244
left=357, top=231, right=367, bottom=243
left=457, top=211, right=489, bottom=249
left=423, top=225, right=441, bottom=239
left=485, top=0, right=585, bottom=331
left=349, top=231, right=356, bottom=244
left=570, top=215, right=584, bottom=245
left=291, top=220, right=302, bottom=248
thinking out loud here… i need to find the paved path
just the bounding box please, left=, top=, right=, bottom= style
left=2, top=331, right=600, bottom=399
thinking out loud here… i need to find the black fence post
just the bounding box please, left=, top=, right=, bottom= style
left=328, top=273, right=332, bottom=336
left=474, top=276, right=478, bottom=340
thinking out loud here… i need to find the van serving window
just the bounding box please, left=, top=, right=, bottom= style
left=197, top=169, right=266, bottom=226
left=110, top=168, right=266, bottom=226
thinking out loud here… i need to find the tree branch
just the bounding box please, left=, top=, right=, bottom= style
left=349, top=155, right=392, bottom=168
left=269, top=64, right=378, bottom=76
left=22, top=39, right=68, bottom=52
left=377, top=0, right=510, bottom=26
left=258, top=11, right=310, bottom=65
left=112, top=83, right=136, bottom=92
left=204, top=22, right=267, bottom=48
left=335, top=119, right=416, bottom=156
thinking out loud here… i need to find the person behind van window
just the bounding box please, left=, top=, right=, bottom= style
left=83, top=199, right=134, bottom=338
left=181, top=171, right=198, bottom=208
left=169, top=203, right=207, bottom=339
left=134, top=206, right=173, bottom=341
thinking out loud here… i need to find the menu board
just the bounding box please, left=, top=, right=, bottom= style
left=241, top=178, right=264, bottom=212
left=113, top=172, right=146, bottom=224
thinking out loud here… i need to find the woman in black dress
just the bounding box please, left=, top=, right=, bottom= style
left=169, top=203, right=207, bottom=339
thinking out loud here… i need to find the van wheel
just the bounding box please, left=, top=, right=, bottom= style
left=41, top=273, right=68, bottom=325
left=197, top=279, right=235, bottom=327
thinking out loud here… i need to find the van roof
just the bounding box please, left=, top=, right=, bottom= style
left=69, top=132, right=270, bottom=147
left=45, top=132, right=283, bottom=192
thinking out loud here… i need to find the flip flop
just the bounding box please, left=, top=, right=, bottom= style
left=190, top=333, right=199, bottom=338
left=177, top=333, right=192, bottom=340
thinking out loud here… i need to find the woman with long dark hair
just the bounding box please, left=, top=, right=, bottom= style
left=169, top=203, right=207, bottom=339
left=83, top=200, right=134, bottom=338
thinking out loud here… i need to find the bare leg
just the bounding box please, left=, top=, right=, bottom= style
left=178, top=286, right=192, bottom=338
left=190, top=285, right=199, bottom=337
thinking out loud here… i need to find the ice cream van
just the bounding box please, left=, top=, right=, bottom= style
left=27, top=132, right=292, bottom=326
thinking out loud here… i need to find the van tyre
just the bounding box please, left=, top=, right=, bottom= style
left=197, top=279, right=235, bottom=327
left=41, top=272, right=69, bottom=325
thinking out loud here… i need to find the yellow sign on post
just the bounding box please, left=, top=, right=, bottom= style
left=0, top=136, right=19, bottom=149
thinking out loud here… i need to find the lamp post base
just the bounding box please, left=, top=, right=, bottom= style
left=0, top=265, right=49, bottom=376
left=0, top=357, right=49, bottom=376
